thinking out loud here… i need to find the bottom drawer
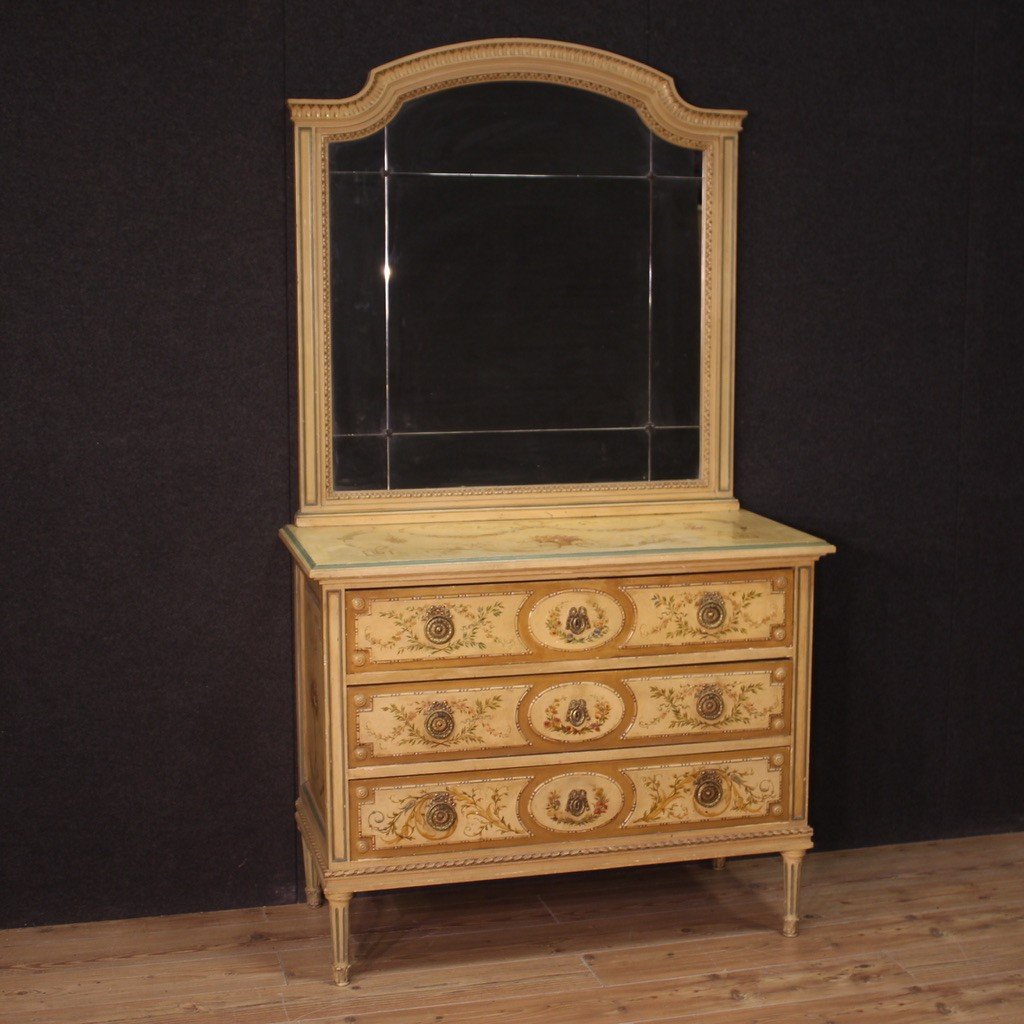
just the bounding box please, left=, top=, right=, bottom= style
left=350, top=747, right=789, bottom=858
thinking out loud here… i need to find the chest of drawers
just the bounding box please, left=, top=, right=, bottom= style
left=282, top=510, right=833, bottom=984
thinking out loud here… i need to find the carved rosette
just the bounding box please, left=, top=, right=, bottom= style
left=527, top=681, right=625, bottom=743
left=529, top=773, right=623, bottom=833
left=528, top=591, right=626, bottom=651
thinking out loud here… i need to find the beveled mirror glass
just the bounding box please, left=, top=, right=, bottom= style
left=328, top=82, right=702, bottom=492
left=290, top=40, right=744, bottom=520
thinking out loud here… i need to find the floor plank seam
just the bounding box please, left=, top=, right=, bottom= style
left=580, top=952, right=605, bottom=987
left=536, top=895, right=561, bottom=925
left=3, top=835, right=1021, bottom=1023
left=278, top=990, right=294, bottom=1023
left=0, top=938, right=326, bottom=973
left=275, top=948, right=291, bottom=987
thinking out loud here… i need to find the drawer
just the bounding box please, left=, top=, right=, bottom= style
left=345, top=570, right=793, bottom=673
left=350, top=747, right=790, bottom=858
left=347, top=660, right=791, bottom=765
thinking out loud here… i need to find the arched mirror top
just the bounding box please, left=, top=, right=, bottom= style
left=289, top=39, right=746, bottom=523
left=290, top=38, right=745, bottom=145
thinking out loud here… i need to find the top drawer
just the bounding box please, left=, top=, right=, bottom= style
left=346, top=569, right=793, bottom=673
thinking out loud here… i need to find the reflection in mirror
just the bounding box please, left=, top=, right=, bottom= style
left=327, top=82, right=702, bottom=491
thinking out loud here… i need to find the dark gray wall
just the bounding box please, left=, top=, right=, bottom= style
left=2, top=1, right=1021, bottom=927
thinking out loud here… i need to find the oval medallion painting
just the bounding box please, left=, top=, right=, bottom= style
left=527, top=681, right=625, bottom=743
left=529, top=772, right=623, bottom=833
left=528, top=591, right=625, bottom=651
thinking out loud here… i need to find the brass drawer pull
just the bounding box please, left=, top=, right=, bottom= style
left=695, top=685, right=725, bottom=722
left=424, top=792, right=458, bottom=834
left=565, top=698, right=590, bottom=728
left=423, top=701, right=456, bottom=741
left=694, top=769, right=725, bottom=808
left=696, top=592, right=727, bottom=631
left=423, top=605, right=455, bottom=646
left=565, top=606, right=591, bottom=636
left=565, top=788, right=590, bottom=817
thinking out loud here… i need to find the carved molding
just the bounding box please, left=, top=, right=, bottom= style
left=289, top=38, right=746, bottom=140
left=326, top=823, right=811, bottom=878
left=296, top=803, right=330, bottom=873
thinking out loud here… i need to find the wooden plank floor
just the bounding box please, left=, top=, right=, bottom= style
left=2, top=833, right=1022, bottom=1023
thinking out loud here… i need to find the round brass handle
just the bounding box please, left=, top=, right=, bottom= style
left=694, top=769, right=725, bottom=808
left=423, top=605, right=455, bottom=646
left=565, top=606, right=591, bottom=636
left=695, top=686, right=725, bottom=722
left=565, top=698, right=590, bottom=728
left=423, top=701, right=456, bottom=741
left=696, top=592, right=727, bottom=631
left=425, top=792, right=458, bottom=833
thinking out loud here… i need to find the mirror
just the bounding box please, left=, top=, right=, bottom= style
left=289, top=39, right=746, bottom=520
left=326, top=82, right=703, bottom=492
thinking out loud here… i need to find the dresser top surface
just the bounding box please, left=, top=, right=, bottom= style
left=281, top=508, right=833, bottom=576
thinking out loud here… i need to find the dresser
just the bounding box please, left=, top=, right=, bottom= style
left=284, top=40, right=833, bottom=985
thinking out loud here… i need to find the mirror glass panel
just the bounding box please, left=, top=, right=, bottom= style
left=327, top=82, right=702, bottom=492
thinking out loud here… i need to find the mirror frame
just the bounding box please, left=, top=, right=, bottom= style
left=289, top=38, right=746, bottom=524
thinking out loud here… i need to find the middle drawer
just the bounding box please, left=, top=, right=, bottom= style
left=348, top=660, right=790, bottom=766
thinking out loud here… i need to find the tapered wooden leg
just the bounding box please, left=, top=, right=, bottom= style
left=711, top=857, right=727, bottom=871
left=781, top=850, right=804, bottom=937
left=301, top=836, right=323, bottom=908
left=328, top=893, right=353, bottom=986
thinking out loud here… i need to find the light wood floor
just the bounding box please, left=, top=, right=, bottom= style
left=2, top=833, right=1022, bottom=1024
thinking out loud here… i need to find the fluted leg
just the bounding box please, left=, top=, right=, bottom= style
left=781, top=850, right=804, bottom=937
left=301, top=836, right=323, bottom=908
left=711, top=857, right=727, bottom=871
left=328, top=892, right=353, bottom=986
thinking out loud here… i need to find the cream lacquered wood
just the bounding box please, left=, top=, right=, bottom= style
left=343, top=568, right=793, bottom=673
left=283, top=39, right=833, bottom=986
left=346, top=659, right=791, bottom=766
left=290, top=544, right=831, bottom=985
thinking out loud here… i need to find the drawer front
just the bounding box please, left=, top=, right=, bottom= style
left=346, top=570, right=792, bottom=672
left=348, top=661, right=790, bottom=765
left=619, top=574, right=791, bottom=651
left=349, top=748, right=790, bottom=858
left=347, top=586, right=532, bottom=670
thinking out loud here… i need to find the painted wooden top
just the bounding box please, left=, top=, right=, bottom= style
left=281, top=508, right=833, bottom=577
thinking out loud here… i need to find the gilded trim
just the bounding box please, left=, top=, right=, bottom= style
left=289, top=39, right=745, bottom=136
